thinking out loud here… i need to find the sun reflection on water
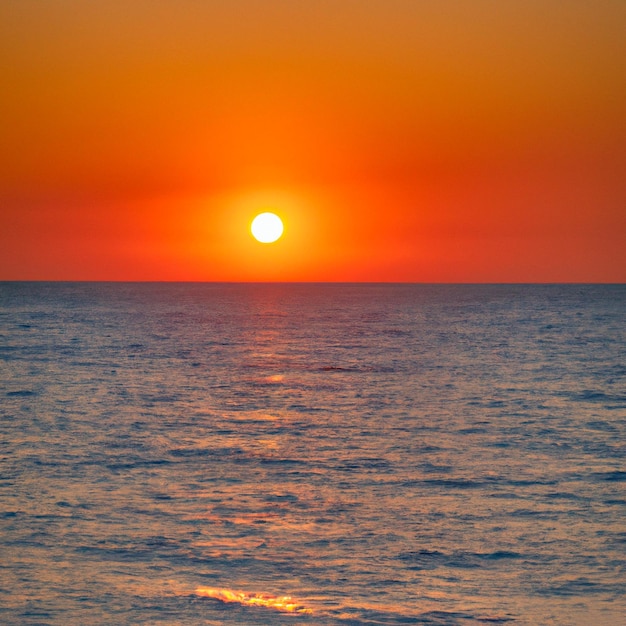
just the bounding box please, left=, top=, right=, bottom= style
left=195, top=587, right=312, bottom=614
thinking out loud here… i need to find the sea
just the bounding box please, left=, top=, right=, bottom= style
left=1, top=282, right=624, bottom=625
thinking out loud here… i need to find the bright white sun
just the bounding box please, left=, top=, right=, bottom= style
left=251, top=212, right=283, bottom=243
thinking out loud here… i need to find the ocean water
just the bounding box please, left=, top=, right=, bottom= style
left=1, top=282, right=624, bottom=625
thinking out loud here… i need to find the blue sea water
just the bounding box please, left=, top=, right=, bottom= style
left=1, top=282, right=624, bottom=625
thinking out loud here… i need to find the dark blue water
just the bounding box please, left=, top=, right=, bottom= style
left=1, top=283, right=624, bottom=624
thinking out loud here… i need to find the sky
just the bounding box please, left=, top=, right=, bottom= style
left=1, top=0, right=624, bottom=282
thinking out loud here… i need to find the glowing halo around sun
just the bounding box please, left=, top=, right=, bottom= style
left=251, top=212, right=284, bottom=243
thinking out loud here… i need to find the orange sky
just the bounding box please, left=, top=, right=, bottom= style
left=1, top=1, right=624, bottom=281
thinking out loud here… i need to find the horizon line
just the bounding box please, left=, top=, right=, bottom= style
left=1, top=280, right=624, bottom=286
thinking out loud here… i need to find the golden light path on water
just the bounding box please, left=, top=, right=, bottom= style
left=195, top=587, right=312, bottom=614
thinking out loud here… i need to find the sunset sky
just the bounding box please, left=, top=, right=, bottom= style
left=1, top=1, right=624, bottom=282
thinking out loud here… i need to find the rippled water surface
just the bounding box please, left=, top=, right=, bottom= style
left=1, top=283, right=625, bottom=625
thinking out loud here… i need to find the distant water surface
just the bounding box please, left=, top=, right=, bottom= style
left=1, top=283, right=624, bottom=625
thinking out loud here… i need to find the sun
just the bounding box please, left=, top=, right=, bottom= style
left=251, top=212, right=283, bottom=243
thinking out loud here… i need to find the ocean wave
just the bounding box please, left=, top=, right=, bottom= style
left=195, top=587, right=312, bottom=614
